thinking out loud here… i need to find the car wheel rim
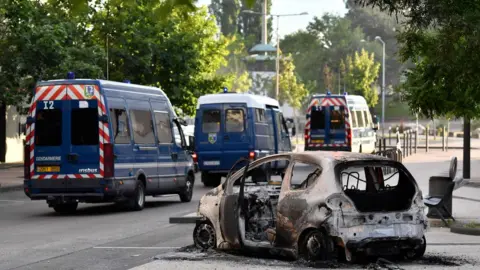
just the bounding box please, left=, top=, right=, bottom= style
left=138, top=185, right=144, bottom=206
left=306, top=234, right=322, bottom=257
left=186, top=179, right=192, bottom=194
left=195, top=223, right=215, bottom=249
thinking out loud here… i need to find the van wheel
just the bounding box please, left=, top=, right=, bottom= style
left=53, top=203, right=78, bottom=214
left=179, top=175, right=194, bottom=202
left=128, top=180, right=145, bottom=211
left=359, top=145, right=363, bottom=153
left=202, top=172, right=221, bottom=187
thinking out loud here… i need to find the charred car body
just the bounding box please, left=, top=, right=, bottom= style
left=193, top=152, right=428, bottom=261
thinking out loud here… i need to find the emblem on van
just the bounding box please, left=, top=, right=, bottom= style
left=208, top=133, right=217, bottom=144
left=84, top=85, right=95, bottom=98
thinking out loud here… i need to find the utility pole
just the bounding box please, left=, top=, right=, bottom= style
left=261, top=0, right=267, bottom=45
left=275, top=16, right=280, bottom=99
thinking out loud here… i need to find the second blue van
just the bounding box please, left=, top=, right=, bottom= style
left=23, top=75, right=195, bottom=213
left=193, top=92, right=292, bottom=187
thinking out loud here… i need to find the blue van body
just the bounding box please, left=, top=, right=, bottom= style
left=23, top=79, right=195, bottom=213
left=194, top=93, right=292, bottom=187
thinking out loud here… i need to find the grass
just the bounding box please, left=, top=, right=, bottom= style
left=464, top=222, right=480, bottom=229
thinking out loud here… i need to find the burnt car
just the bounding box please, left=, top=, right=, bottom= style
left=192, top=151, right=428, bottom=261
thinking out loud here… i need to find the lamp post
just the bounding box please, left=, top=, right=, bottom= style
left=242, top=10, right=308, bottom=100
left=375, top=36, right=386, bottom=137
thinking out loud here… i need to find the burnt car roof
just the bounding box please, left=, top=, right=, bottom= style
left=288, top=151, right=391, bottom=165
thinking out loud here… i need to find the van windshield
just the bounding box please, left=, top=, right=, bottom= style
left=71, top=108, right=99, bottom=145
left=202, top=110, right=221, bottom=133
left=35, top=109, right=62, bottom=146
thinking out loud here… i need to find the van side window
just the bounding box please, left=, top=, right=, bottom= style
left=202, top=110, right=221, bottom=133
left=226, top=109, right=245, bottom=132
left=35, top=109, right=62, bottom=146
left=356, top=110, right=365, bottom=128
left=154, top=112, right=172, bottom=144
left=130, top=110, right=155, bottom=144
left=255, top=108, right=265, bottom=122
left=110, top=108, right=131, bottom=144
left=71, top=108, right=99, bottom=145
left=364, top=111, right=372, bottom=128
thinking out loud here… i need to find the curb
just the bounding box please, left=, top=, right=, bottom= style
left=0, top=184, right=23, bottom=193
left=169, top=216, right=201, bottom=224
left=450, top=224, right=480, bottom=236
left=0, top=163, right=23, bottom=170
left=428, top=218, right=455, bottom=228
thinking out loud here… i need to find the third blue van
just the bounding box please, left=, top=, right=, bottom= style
left=193, top=92, right=292, bottom=187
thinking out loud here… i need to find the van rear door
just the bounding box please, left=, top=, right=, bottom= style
left=32, top=91, right=68, bottom=191
left=197, top=104, right=224, bottom=169
left=64, top=99, right=101, bottom=181
left=326, top=106, right=347, bottom=145
left=222, top=103, right=249, bottom=170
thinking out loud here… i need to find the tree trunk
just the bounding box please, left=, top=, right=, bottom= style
left=0, top=103, right=6, bottom=163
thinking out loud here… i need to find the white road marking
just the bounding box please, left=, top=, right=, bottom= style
left=183, top=212, right=198, bottom=217
left=0, top=199, right=26, bottom=203
left=93, top=246, right=180, bottom=250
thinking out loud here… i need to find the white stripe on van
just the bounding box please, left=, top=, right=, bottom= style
left=35, top=86, right=48, bottom=100
left=114, top=162, right=192, bottom=169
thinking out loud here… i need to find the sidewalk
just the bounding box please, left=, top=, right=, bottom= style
left=0, top=165, right=24, bottom=192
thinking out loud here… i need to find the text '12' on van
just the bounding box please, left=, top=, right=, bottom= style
left=304, top=92, right=378, bottom=153
left=193, top=91, right=293, bottom=187
left=23, top=73, right=195, bottom=213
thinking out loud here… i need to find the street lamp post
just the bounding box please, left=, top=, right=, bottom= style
left=242, top=10, right=308, bottom=100
left=375, top=36, right=386, bottom=137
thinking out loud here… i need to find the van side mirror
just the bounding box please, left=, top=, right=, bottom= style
left=99, top=115, right=109, bottom=123
left=372, top=115, right=378, bottom=124
left=291, top=127, right=296, bottom=137
left=176, top=118, right=187, bottom=126
left=26, top=116, right=35, bottom=125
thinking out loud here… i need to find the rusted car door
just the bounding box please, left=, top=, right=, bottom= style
left=276, top=160, right=323, bottom=248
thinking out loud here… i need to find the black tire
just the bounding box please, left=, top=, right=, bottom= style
left=193, top=220, right=217, bottom=250
left=179, top=174, right=194, bottom=202
left=404, top=235, right=427, bottom=260
left=202, top=172, right=221, bottom=187
left=53, top=202, right=78, bottom=214
left=299, top=230, right=331, bottom=261
left=127, top=180, right=145, bottom=211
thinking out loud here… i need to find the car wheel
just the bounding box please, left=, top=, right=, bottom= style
left=179, top=175, right=194, bottom=202
left=53, top=202, right=78, bottom=214
left=300, top=230, right=330, bottom=261
left=202, top=172, right=221, bottom=187
left=128, top=180, right=145, bottom=211
left=193, top=220, right=216, bottom=250
left=405, top=235, right=427, bottom=260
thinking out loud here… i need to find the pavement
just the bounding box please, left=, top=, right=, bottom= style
left=2, top=150, right=480, bottom=269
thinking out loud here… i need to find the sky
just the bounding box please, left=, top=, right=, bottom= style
left=196, top=0, right=348, bottom=39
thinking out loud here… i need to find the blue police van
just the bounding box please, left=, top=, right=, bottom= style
left=193, top=92, right=293, bottom=187
left=23, top=74, right=195, bottom=213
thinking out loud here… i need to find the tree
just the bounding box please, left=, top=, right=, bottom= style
left=344, top=49, right=380, bottom=107
left=268, top=55, right=308, bottom=109
left=345, top=0, right=407, bottom=86
left=220, top=35, right=253, bottom=93
left=280, top=14, right=380, bottom=95
left=323, top=64, right=334, bottom=91
left=93, top=3, right=229, bottom=116
left=209, top=0, right=240, bottom=36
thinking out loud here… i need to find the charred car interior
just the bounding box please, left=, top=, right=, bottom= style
left=193, top=152, right=427, bottom=263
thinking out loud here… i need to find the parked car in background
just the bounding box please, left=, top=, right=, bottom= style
left=193, top=151, right=427, bottom=262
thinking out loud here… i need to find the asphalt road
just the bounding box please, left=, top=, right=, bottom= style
left=0, top=172, right=208, bottom=270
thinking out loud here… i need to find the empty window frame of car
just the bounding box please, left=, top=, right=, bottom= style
left=290, top=161, right=322, bottom=190
left=338, top=162, right=416, bottom=212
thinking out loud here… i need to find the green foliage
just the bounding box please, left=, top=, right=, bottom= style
left=218, top=35, right=252, bottom=93
left=0, top=0, right=104, bottom=106
left=268, top=55, right=309, bottom=110
left=344, top=49, right=381, bottom=107
left=280, top=14, right=380, bottom=96
left=92, top=3, right=228, bottom=116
